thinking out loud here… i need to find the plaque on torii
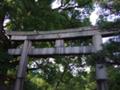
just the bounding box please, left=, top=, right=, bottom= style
left=7, top=27, right=120, bottom=90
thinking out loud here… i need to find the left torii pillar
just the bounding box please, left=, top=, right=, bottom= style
left=14, top=40, right=32, bottom=90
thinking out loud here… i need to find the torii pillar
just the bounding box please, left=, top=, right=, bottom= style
left=92, top=32, right=108, bottom=90
left=14, top=40, right=31, bottom=90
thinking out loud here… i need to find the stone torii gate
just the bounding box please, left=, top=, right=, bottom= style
left=7, top=27, right=120, bottom=90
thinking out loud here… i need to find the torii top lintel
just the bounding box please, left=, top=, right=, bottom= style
left=6, top=27, right=120, bottom=41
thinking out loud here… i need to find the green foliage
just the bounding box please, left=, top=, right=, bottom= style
left=0, top=49, right=12, bottom=74
left=77, top=0, right=92, bottom=7
left=108, top=67, right=120, bottom=90
left=98, top=19, right=120, bottom=29
left=4, top=0, right=85, bottom=31
left=25, top=71, right=93, bottom=90
left=112, top=0, right=120, bottom=12
left=100, top=0, right=120, bottom=12
left=27, top=55, right=97, bottom=90
left=24, top=73, right=53, bottom=90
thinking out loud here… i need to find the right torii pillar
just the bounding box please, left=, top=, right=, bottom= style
left=92, top=32, right=108, bottom=90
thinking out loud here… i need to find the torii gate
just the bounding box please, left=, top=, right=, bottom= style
left=7, top=27, right=120, bottom=90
